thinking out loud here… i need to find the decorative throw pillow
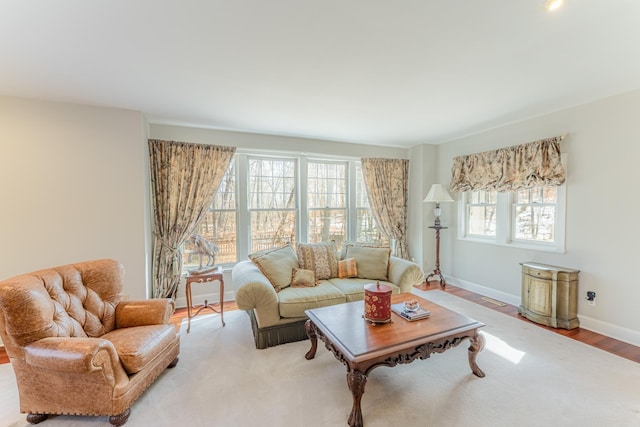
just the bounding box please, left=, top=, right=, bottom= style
left=339, top=240, right=385, bottom=260
left=296, top=242, right=339, bottom=280
left=291, top=268, right=318, bottom=288
left=345, top=245, right=391, bottom=281
left=248, top=244, right=299, bottom=292
left=338, top=258, right=358, bottom=279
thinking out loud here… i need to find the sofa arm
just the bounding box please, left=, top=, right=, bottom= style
left=23, top=337, right=129, bottom=386
left=115, top=298, right=174, bottom=328
left=388, top=256, right=425, bottom=293
left=232, top=261, right=281, bottom=328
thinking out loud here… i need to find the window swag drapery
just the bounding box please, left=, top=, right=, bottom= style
left=361, top=158, right=410, bottom=260
left=148, top=139, right=236, bottom=299
left=450, top=136, right=565, bottom=192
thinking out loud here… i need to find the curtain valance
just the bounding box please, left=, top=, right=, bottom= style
left=450, top=136, right=565, bottom=192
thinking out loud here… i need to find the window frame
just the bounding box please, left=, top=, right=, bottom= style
left=465, top=190, right=497, bottom=238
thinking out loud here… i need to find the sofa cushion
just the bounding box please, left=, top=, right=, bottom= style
left=277, top=282, right=345, bottom=318
left=338, top=258, right=358, bottom=278
left=291, top=268, right=317, bottom=288
left=339, top=240, right=386, bottom=260
left=102, top=324, right=177, bottom=374
left=249, top=245, right=299, bottom=291
left=345, top=246, right=391, bottom=281
left=296, top=242, right=339, bottom=280
left=328, top=277, right=400, bottom=302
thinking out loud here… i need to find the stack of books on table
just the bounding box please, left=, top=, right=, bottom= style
left=390, top=303, right=431, bottom=321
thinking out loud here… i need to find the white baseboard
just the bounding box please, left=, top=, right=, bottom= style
left=447, top=275, right=640, bottom=348
left=447, top=276, right=521, bottom=307
left=578, top=315, right=640, bottom=348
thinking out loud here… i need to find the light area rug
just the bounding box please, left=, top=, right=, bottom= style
left=1, top=289, right=640, bottom=427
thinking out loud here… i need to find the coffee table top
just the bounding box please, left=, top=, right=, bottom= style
left=305, top=293, right=484, bottom=363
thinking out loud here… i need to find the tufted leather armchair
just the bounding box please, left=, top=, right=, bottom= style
left=0, top=259, right=180, bottom=426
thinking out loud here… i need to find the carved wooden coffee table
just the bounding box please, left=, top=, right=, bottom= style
left=305, top=293, right=485, bottom=427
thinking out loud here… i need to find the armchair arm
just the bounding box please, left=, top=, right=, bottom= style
left=115, top=298, right=174, bottom=328
left=388, top=256, right=425, bottom=293
left=23, top=337, right=128, bottom=386
left=232, top=261, right=280, bottom=328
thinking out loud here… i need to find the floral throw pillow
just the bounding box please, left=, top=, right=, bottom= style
left=296, top=242, right=339, bottom=280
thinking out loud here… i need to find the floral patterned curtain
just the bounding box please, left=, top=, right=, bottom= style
left=148, top=140, right=236, bottom=299
left=450, top=136, right=565, bottom=192
left=361, top=158, right=410, bottom=260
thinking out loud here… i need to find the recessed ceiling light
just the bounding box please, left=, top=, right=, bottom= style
left=544, top=0, right=564, bottom=11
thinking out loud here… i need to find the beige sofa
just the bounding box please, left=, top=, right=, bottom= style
left=232, top=243, right=424, bottom=349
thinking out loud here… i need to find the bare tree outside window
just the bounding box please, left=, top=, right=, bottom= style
left=308, top=161, right=347, bottom=247
left=249, top=157, right=297, bottom=252
left=514, top=186, right=556, bottom=242
left=467, top=190, right=497, bottom=236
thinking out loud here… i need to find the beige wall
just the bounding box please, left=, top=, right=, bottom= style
left=435, top=89, right=640, bottom=346
left=0, top=96, right=150, bottom=300
left=149, top=124, right=409, bottom=159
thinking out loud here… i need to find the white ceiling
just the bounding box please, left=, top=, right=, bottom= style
left=1, top=1, right=640, bottom=148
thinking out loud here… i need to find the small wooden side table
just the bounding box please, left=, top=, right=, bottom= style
left=185, top=266, right=225, bottom=333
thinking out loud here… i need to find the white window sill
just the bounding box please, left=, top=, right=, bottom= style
left=458, top=236, right=566, bottom=254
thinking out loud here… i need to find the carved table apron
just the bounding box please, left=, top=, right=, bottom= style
left=304, top=293, right=485, bottom=427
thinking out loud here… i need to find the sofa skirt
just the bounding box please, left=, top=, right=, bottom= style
left=246, top=310, right=309, bottom=349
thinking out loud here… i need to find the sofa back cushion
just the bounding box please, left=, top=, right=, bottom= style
left=296, top=242, right=339, bottom=280
left=339, top=240, right=386, bottom=260
left=249, top=244, right=299, bottom=292
left=345, top=246, right=391, bottom=281
left=0, top=259, right=123, bottom=347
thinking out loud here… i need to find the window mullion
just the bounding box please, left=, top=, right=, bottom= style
left=348, top=161, right=357, bottom=241
left=496, top=191, right=510, bottom=244
left=236, top=154, right=250, bottom=260
left=299, top=156, right=308, bottom=243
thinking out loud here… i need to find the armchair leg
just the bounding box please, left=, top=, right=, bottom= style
left=27, top=413, right=48, bottom=424
left=109, top=408, right=131, bottom=426
left=168, top=356, right=179, bottom=368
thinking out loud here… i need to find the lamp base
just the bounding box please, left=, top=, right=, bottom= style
left=425, top=269, right=446, bottom=289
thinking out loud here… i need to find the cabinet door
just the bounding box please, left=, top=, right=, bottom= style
left=527, top=277, right=552, bottom=316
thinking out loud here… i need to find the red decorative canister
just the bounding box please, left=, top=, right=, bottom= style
left=364, top=281, right=392, bottom=323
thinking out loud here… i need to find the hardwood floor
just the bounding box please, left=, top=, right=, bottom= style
left=1, top=286, right=639, bottom=364
left=416, top=282, right=640, bottom=364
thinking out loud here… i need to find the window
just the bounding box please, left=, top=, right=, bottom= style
left=459, top=182, right=566, bottom=253
left=248, top=157, right=297, bottom=253
left=466, top=190, right=497, bottom=237
left=513, top=187, right=556, bottom=242
left=307, top=161, right=347, bottom=246
left=183, top=158, right=237, bottom=268
left=354, top=163, right=387, bottom=244
left=184, top=152, right=390, bottom=271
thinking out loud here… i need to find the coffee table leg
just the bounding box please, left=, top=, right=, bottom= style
left=468, top=331, right=486, bottom=378
left=304, top=320, right=318, bottom=360
left=347, top=370, right=367, bottom=427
